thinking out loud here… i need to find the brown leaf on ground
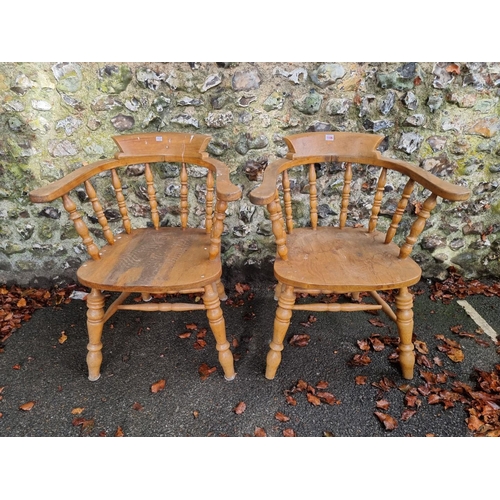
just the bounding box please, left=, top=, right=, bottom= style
left=275, top=412, right=290, bottom=422
left=355, top=376, right=367, bottom=385
left=307, top=393, right=321, bottom=406
left=115, top=426, right=124, bottom=437
left=72, top=417, right=95, bottom=433
left=254, top=427, right=267, bottom=437
left=19, top=401, right=35, bottom=411
left=295, top=379, right=308, bottom=392
left=357, top=339, right=370, bottom=351
left=446, top=347, right=464, bottom=363
left=433, top=356, right=443, bottom=367
left=286, top=395, right=297, bottom=406
left=58, top=331, right=68, bottom=344
left=193, top=410, right=199, bottom=418
left=289, top=334, right=310, bottom=347
left=372, top=377, right=396, bottom=392
left=71, top=407, right=84, bottom=415
left=428, top=394, right=441, bottom=405
left=283, top=428, right=296, bottom=437
left=317, top=392, right=337, bottom=405
left=198, top=363, right=217, bottom=380
left=349, top=353, right=371, bottom=366
left=233, top=401, right=246, bottom=415
left=193, top=339, right=207, bottom=350
left=235, top=283, right=250, bottom=295
left=185, top=323, right=198, bottom=330
left=150, top=379, right=166, bottom=393
left=368, top=318, right=386, bottom=328
left=370, top=337, right=385, bottom=352
left=132, top=402, right=144, bottom=411
left=177, top=332, right=191, bottom=339
left=401, top=409, right=417, bottom=421
left=414, top=340, right=429, bottom=354
left=374, top=411, right=398, bottom=431
left=376, top=399, right=390, bottom=410
left=316, top=380, right=329, bottom=389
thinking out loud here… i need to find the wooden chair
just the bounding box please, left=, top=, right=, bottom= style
left=248, top=132, right=471, bottom=380
left=30, top=132, right=241, bottom=381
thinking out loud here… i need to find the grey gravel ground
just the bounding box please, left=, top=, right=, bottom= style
left=1, top=277, right=499, bottom=439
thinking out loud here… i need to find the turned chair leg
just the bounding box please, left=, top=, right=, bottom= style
left=274, top=281, right=285, bottom=301
left=215, top=280, right=227, bottom=301
left=266, top=284, right=296, bottom=380
left=86, top=288, right=105, bottom=381
left=395, top=286, right=415, bottom=380
left=203, top=283, right=235, bottom=381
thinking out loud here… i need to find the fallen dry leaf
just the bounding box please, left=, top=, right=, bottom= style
left=193, top=339, right=207, bottom=350
left=254, top=427, right=267, bottom=437
left=374, top=411, right=398, bottom=431
left=355, top=375, right=368, bottom=385
left=289, top=334, right=310, bottom=347
left=401, top=409, right=417, bottom=421
left=316, top=380, right=329, bottom=389
left=376, top=399, right=390, bottom=410
left=71, top=407, right=84, bottom=415
left=306, top=393, right=321, bottom=406
left=19, top=401, right=35, bottom=411
left=198, top=363, right=217, bottom=380
left=58, top=331, right=68, bottom=344
left=317, top=392, right=337, bottom=405
left=185, top=323, right=198, bottom=330
left=150, top=379, right=166, bottom=393
left=286, top=395, right=297, bottom=406
left=368, top=318, right=386, bottom=328
left=414, top=340, right=429, bottom=354
left=132, top=402, right=144, bottom=411
left=115, top=426, right=124, bottom=437
left=283, top=428, right=296, bottom=437
left=233, top=401, right=246, bottom=415
left=193, top=410, right=199, bottom=418
left=349, top=353, right=371, bottom=366
left=177, top=332, right=191, bottom=339
left=72, top=417, right=95, bottom=434
left=275, top=412, right=290, bottom=422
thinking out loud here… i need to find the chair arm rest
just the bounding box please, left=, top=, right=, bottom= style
left=204, top=158, right=242, bottom=202
left=248, top=159, right=289, bottom=205
left=376, top=157, right=471, bottom=201
left=29, top=159, right=124, bottom=203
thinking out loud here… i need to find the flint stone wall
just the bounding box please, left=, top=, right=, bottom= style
left=0, top=62, right=499, bottom=287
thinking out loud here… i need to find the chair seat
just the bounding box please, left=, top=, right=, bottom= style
left=77, top=227, right=221, bottom=293
left=274, top=227, right=422, bottom=292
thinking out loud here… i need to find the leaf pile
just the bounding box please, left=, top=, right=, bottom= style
left=284, top=379, right=340, bottom=407
left=430, top=267, right=500, bottom=304
left=0, top=284, right=78, bottom=344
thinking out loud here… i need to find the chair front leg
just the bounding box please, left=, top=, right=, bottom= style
left=86, top=288, right=105, bottom=381
left=203, top=283, right=235, bottom=381
left=266, top=284, right=296, bottom=380
left=395, top=286, right=415, bottom=380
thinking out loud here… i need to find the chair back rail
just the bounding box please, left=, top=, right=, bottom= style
left=29, top=133, right=242, bottom=262
left=249, top=132, right=471, bottom=262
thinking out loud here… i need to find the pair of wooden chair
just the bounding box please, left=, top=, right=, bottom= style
left=29, top=132, right=470, bottom=383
